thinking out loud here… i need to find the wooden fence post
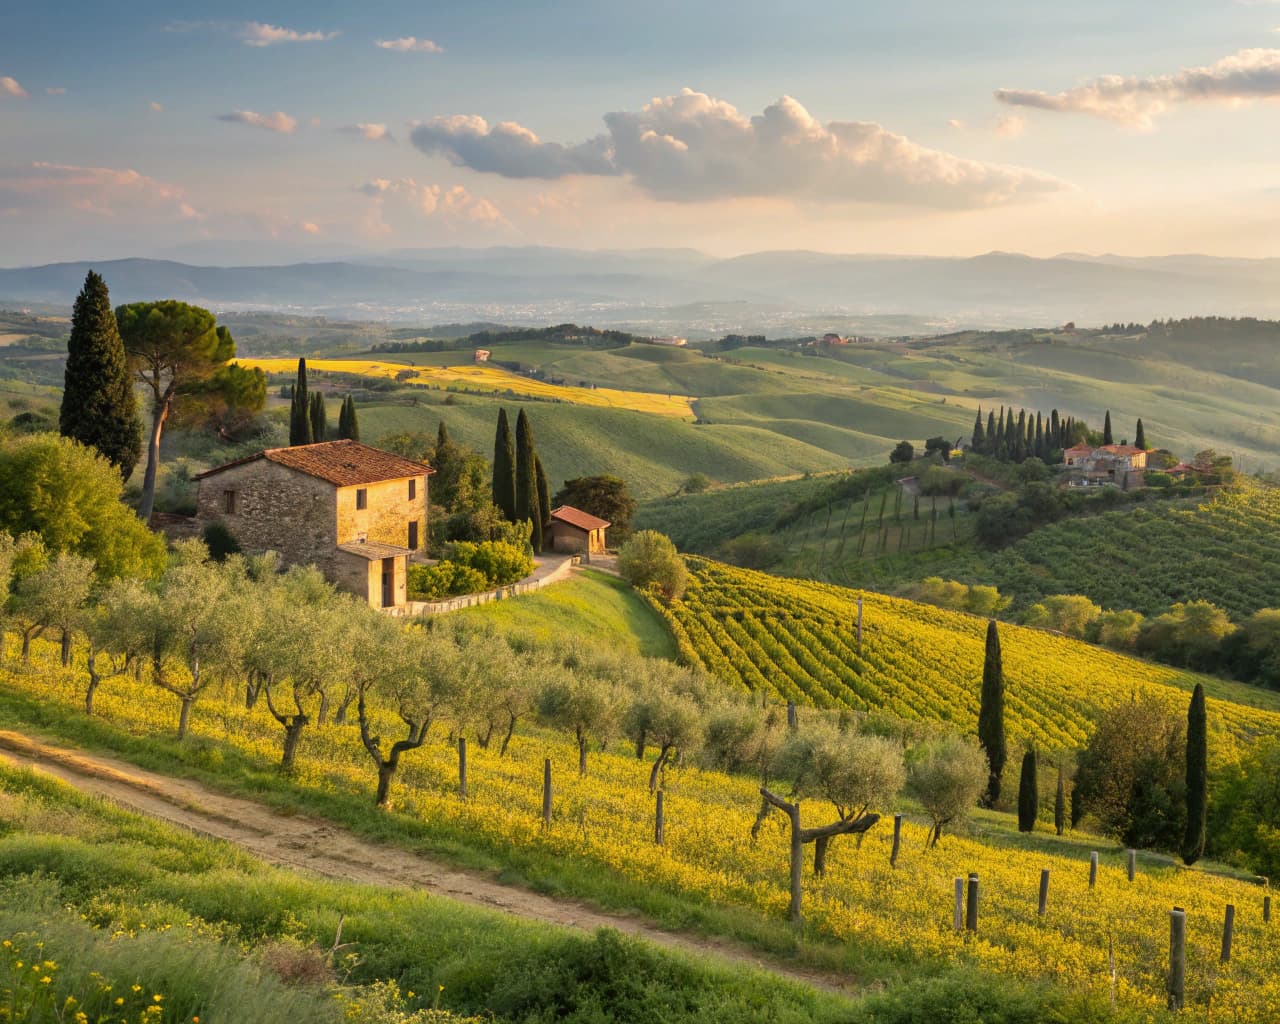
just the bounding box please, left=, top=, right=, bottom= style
left=890, top=813, right=902, bottom=868
left=1038, top=868, right=1050, bottom=917
left=1264, top=894, right=1271, bottom=924
left=1168, top=907, right=1187, bottom=1011
left=786, top=702, right=798, bottom=730
left=953, top=878, right=964, bottom=932
left=856, top=597, right=864, bottom=654
left=654, top=790, right=665, bottom=846
left=1089, top=851, right=1098, bottom=889
left=965, top=873, right=979, bottom=933
left=1221, top=904, right=1235, bottom=963
left=541, top=758, right=552, bottom=828
left=458, top=736, right=468, bottom=800
left=1127, top=849, right=1136, bottom=882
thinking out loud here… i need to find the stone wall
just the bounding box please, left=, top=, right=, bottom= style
left=196, top=460, right=336, bottom=572
left=335, top=476, right=428, bottom=553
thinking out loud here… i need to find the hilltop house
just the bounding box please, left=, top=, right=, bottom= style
left=1062, top=443, right=1148, bottom=490
left=546, top=505, right=609, bottom=559
left=194, top=440, right=432, bottom=610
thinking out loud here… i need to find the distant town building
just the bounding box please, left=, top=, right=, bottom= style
left=474, top=349, right=491, bottom=362
left=820, top=333, right=849, bottom=345
left=649, top=335, right=688, bottom=347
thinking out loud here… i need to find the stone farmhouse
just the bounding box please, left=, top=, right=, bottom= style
left=546, top=505, right=609, bottom=558
left=194, top=440, right=432, bottom=610
left=1062, top=443, right=1148, bottom=490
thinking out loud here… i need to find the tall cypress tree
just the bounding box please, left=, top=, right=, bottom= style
left=290, top=358, right=312, bottom=446
left=1017, top=749, right=1038, bottom=832
left=971, top=408, right=985, bottom=452
left=978, top=619, right=1007, bottom=807
left=1050, top=409, right=1060, bottom=450
left=344, top=395, right=360, bottom=441
left=514, top=409, right=542, bottom=550
left=59, top=270, right=142, bottom=478
left=492, top=408, right=517, bottom=522
left=309, top=391, right=326, bottom=443
left=534, top=455, right=551, bottom=551
left=985, top=411, right=997, bottom=455
left=1004, top=408, right=1016, bottom=460
left=1103, top=409, right=1113, bottom=446
left=1181, top=683, right=1207, bottom=865
left=1054, top=764, right=1066, bottom=836
left=1134, top=418, right=1147, bottom=450
left=1034, top=411, right=1044, bottom=459
left=1014, top=410, right=1027, bottom=462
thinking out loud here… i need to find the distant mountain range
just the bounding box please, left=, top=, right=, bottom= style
left=3, top=247, right=1280, bottom=333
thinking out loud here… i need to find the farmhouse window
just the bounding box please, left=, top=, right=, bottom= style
left=408, top=521, right=419, bottom=550
left=223, top=490, right=237, bottom=514
left=408, top=478, right=416, bottom=500
left=356, top=488, right=368, bottom=510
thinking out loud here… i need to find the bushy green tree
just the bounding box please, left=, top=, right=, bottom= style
left=552, top=475, right=637, bottom=540
left=618, top=530, right=687, bottom=603
left=907, top=734, right=988, bottom=846
left=889, top=440, right=914, bottom=464
left=59, top=270, right=141, bottom=478
left=1023, top=594, right=1102, bottom=638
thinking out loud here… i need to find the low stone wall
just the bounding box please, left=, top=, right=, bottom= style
left=393, top=554, right=579, bottom=617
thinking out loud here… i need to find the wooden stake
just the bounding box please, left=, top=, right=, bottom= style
left=1264, top=894, right=1271, bottom=923
left=1038, top=868, right=1050, bottom=917
left=1168, top=907, right=1186, bottom=1011
left=654, top=789, right=665, bottom=846
left=890, top=813, right=902, bottom=868
left=458, top=736, right=468, bottom=800
left=541, top=757, right=552, bottom=828
left=953, top=877, right=964, bottom=932
left=1089, top=851, right=1098, bottom=889
left=965, top=873, right=979, bottom=933
left=786, top=702, right=797, bottom=730
left=856, top=597, right=864, bottom=654
left=1221, top=904, right=1235, bottom=963
left=1127, top=849, right=1136, bottom=882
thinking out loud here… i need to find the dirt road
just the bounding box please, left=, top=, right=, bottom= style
left=0, top=730, right=853, bottom=997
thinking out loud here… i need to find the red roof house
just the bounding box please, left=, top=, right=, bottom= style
left=546, top=505, right=610, bottom=557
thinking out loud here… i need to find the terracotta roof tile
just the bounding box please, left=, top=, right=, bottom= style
left=336, top=541, right=414, bottom=560
left=549, top=505, right=611, bottom=531
left=196, top=440, right=433, bottom=486
left=1099, top=444, right=1144, bottom=456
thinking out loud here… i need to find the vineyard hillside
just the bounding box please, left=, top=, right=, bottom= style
left=654, top=557, right=1280, bottom=754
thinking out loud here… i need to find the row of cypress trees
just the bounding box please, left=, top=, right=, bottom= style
left=492, top=408, right=550, bottom=551
left=979, top=618, right=1209, bottom=861
left=970, top=406, right=1150, bottom=464
left=288, top=357, right=359, bottom=446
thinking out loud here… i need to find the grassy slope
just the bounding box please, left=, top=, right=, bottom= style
left=450, top=569, right=678, bottom=660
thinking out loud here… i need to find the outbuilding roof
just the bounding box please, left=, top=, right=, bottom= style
left=549, top=505, right=611, bottom=531
left=336, top=540, right=415, bottom=560
left=1099, top=444, right=1145, bottom=456
left=195, top=440, right=433, bottom=487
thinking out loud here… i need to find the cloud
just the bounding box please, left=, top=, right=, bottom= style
left=995, top=113, right=1025, bottom=138
left=410, top=88, right=1065, bottom=208
left=149, top=101, right=164, bottom=112
left=360, top=177, right=503, bottom=223
left=1, top=76, right=28, bottom=99
left=239, top=22, right=338, bottom=46
left=216, top=110, right=298, bottom=134
left=996, top=48, right=1280, bottom=128
left=375, top=36, right=443, bottom=53
left=301, top=221, right=320, bottom=234
left=339, top=123, right=394, bottom=142
left=0, top=162, right=200, bottom=220
left=946, top=118, right=966, bottom=129
left=46, top=87, right=66, bottom=96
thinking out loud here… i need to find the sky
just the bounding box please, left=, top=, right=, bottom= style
left=2, top=0, right=1280, bottom=265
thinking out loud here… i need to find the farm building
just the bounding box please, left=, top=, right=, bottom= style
left=194, top=440, right=432, bottom=610
left=474, top=349, right=491, bottom=362
left=546, top=505, right=610, bottom=558
left=1061, top=444, right=1149, bottom=490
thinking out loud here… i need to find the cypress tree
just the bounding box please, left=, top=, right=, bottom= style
left=309, top=391, right=326, bottom=443
left=1017, top=749, right=1038, bottom=832
left=1103, top=409, right=1113, bottom=446
left=1054, top=765, right=1066, bottom=836
left=534, top=455, right=551, bottom=551
left=978, top=619, right=1007, bottom=807
left=1014, top=410, right=1027, bottom=462
left=1181, top=683, right=1207, bottom=865
left=1135, top=418, right=1147, bottom=450
left=59, top=270, right=142, bottom=478
left=1004, top=408, right=1016, bottom=461
left=289, top=358, right=312, bottom=446
left=985, top=411, right=997, bottom=455
left=436, top=420, right=450, bottom=451
left=492, top=408, right=517, bottom=521
left=337, top=395, right=357, bottom=439
left=1050, top=409, right=1060, bottom=449
left=514, top=409, right=542, bottom=551
left=972, top=408, right=985, bottom=452
left=344, top=395, right=360, bottom=441
left=1034, top=411, right=1044, bottom=460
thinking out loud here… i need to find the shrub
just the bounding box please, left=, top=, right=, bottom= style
left=202, top=522, right=242, bottom=562
left=407, top=562, right=488, bottom=601
left=906, top=734, right=988, bottom=846
left=617, top=530, right=687, bottom=603
left=449, top=540, right=533, bottom=586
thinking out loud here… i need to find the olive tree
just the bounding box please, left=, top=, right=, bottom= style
left=907, top=734, right=989, bottom=847
left=83, top=577, right=153, bottom=715
left=537, top=670, right=616, bottom=777
left=760, top=724, right=905, bottom=924
left=10, top=552, right=96, bottom=666
left=623, top=681, right=703, bottom=793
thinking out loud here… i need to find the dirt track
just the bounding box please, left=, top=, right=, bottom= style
left=0, top=729, right=853, bottom=997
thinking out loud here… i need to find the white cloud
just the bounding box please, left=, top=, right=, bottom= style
left=375, top=36, right=443, bottom=53
left=410, top=88, right=1065, bottom=208
left=996, top=48, right=1280, bottom=128
left=360, top=177, right=503, bottom=223
left=995, top=113, right=1025, bottom=138
left=339, top=123, right=395, bottom=142
left=239, top=22, right=338, bottom=47
left=149, top=101, right=164, bottom=112
left=46, top=87, right=66, bottom=96
left=1, top=76, right=28, bottom=99
left=0, top=162, right=200, bottom=220
left=216, top=110, right=298, bottom=134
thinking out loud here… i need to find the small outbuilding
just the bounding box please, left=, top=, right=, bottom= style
left=546, top=505, right=610, bottom=557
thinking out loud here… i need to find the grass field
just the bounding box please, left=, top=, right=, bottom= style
left=237, top=357, right=697, bottom=418
left=450, top=569, right=678, bottom=660
left=1, top=629, right=1274, bottom=1022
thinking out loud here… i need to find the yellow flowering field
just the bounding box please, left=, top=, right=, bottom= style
left=235, top=358, right=697, bottom=419
left=4, top=641, right=1278, bottom=1021
left=653, top=558, right=1280, bottom=754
